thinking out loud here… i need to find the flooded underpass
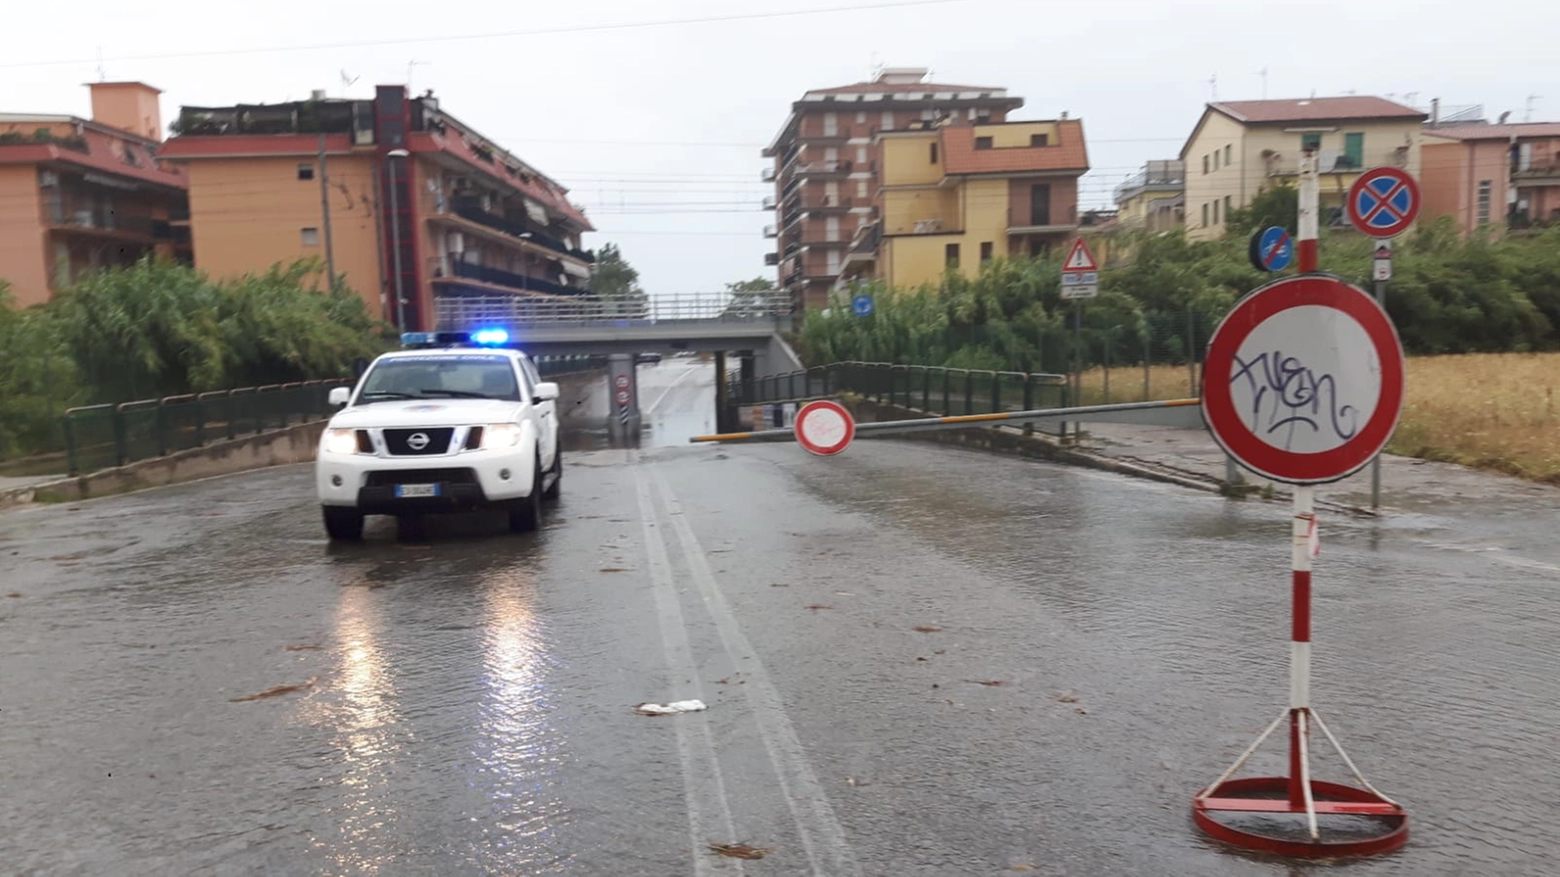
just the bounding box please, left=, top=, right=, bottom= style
left=2, top=379, right=1558, bottom=874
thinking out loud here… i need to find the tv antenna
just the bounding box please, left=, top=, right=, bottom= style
left=1256, top=67, right=1268, bottom=99
left=340, top=69, right=360, bottom=96
left=407, top=59, right=430, bottom=91
left=1208, top=74, right=1218, bottom=100
left=869, top=51, right=883, bottom=81
left=1526, top=94, right=1542, bottom=122
left=95, top=46, right=106, bottom=82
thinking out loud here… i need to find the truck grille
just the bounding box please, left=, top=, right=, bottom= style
left=365, top=469, right=477, bottom=486
left=382, top=427, right=454, bottom=456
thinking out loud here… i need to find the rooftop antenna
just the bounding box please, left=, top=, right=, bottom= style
left=95, top=46, right=106, bottom=82
left=1257, top=67, right=1268, bottom=99
left=1526, top=94, right=1542, bottom=122
left=340, top=69, right=360, bottom=97
left=869, top=51, right=883, bottom=81
left=1208, top=74, right=1218, bottom=100
left=407, top=59, right=429, bottom=92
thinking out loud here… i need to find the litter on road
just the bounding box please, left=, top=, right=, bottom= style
left=634, top=699, right=708, bottom=716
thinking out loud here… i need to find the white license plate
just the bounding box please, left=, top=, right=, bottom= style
left=394, top=483, right=440, bottom=498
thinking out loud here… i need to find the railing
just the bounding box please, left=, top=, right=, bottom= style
left=796, top=160, right=853, bottom=176
left=1113, top=167, right=1186, bottom=202
left=449, top=198, right=594, bottom=263
left=730, top=362, right=1072, bottom=431
left=61, top=379, right=355, bottom=476
left=437, top=291, right=794, bottom=328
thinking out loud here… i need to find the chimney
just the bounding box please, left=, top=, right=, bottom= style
left=1060, top=111, right=1068, bottom=120
left=311, top=89, right=327, bottom=101
left=88, top=81, right=163, bottom=141
left=1431, top=97, right=1441, bottom=126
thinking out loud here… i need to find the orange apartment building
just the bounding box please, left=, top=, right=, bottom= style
left=1421, top=121, right=1560, bottom=232
left=0, top=82, right=191, bottom=307
left=159, top=85, right=593, bottom=332
left=763, top=68, right=1030, bottom=310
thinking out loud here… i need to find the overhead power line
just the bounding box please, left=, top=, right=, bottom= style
left=1, top=0, right=972, bottom=69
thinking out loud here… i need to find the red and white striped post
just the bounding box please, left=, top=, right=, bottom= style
left=1297, top=147, right=1320, bottom=273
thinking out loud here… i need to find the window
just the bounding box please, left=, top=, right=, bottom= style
left=1203, top=155, right=1210, bottom=174
left=1477, top=180, right=1492, bottom=225
left=297, top=163, right=315, bottom=181
left=301, top=227, right=320, bottom=246
left=975, top=136, right=994, bottom=150
left=1030, top=133, right=1049, bottom=147
left=881, top=110, right=894, bottom=129
left=1224, top=144, right=1232, bottom=165
left=1224, top=195, right=1232, bottom=219
left=1028, top=238, right=1046, bottom=258
left=857, top=145, right=868, bottom=163
left=856, top=111, right=867, bottom=124
left=1213, top=199, right=1220, bottom=224
left=823, top=112, right=838, bottom=136
left=1213, top=151, right=1219, bottom=171
left=980, top=241, right=993, bottom=263
left=1202, top=202, right=1209, bottom=226
left=930, top=142, right=939, bottom=164
left=1343, top=132, right=1364, bottom=169
left=1030, top=184, right=1051, bottom=226
left=1301, top=132, right=1322, bottom=152
left=945, top=243, right=959, bottom=267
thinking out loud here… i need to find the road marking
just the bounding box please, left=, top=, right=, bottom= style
left=650, top=465, right=862, bottom=877
left=632, top=465, right=745, bottom=876
left=646, top=362, right=705, bottom=414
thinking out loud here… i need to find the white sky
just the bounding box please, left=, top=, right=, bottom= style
left=4, top=0, right=1554, bottom=296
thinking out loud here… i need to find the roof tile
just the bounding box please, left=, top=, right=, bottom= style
left=1210, top=96, right=1426, bottom=124
left=940, top=119, right=1089, bottom=176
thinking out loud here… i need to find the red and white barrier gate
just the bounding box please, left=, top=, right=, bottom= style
left=1193, top=150, right=1410, bottom=858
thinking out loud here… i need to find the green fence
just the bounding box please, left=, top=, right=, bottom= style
left=732, top=361, right=1072, bottom=430
left=61, top=379, right=355, bottom=476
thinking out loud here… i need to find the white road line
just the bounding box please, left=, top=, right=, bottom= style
left=650, top=465, right=862, bottom=877
left=646, top=363, right=705, bottom=414
left=633, top=464, right=745, bottom=876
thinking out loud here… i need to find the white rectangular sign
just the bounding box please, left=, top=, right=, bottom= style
left=1060, top=285, right=1098, bottom=300
left=1373, top=259, right=1392, bottom=281
left=1061, top=271, right=1098, bottom=286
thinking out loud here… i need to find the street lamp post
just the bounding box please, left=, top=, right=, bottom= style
left=386, top=148, right=410, bottom=331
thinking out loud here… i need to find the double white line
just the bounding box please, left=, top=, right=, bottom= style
left=633, top=458, right=860, bottom=877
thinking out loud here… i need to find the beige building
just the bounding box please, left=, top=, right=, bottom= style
left=1179, top=97, right=1427, bottom=240
left=1113, top=159, right=1184, bottom=231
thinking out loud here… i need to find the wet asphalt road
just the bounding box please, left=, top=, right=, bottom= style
left=3, top=362, right=1559, bottom=875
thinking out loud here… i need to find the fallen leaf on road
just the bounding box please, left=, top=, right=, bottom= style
left=1056, top=691, right=1079, bottom=703
left=1011, top=866, right=1037, bottom=872
left=4, top=592, right=21, bottom=599
left=1075, top=707, right=1088, bottom=715
left=284, top=644, right=322, bottom=652
left=934, top=649, right=947, bottom=655
left=708, top=843, right=769, bottom=860
left=913, top=625, right=942, bottom=633
left=916, top=657, right=928, bottom=662
left=805, top=604, right=832, bottom=611
left=230, top=678, right=317, bottom=703
left=770, top=583, right=789, bottom=588
left=968, top=680, right=1009, bottom=687
left=599, top=567, right=632, bottom=573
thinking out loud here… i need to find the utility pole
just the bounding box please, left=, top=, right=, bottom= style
left=318, top=133, right=337, bottom=290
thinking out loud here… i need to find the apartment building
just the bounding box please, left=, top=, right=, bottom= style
left=763, top=68, right=1024, bottom=309
left=1180, top=97, right=1427, bottom=240
left=159, top=86, right=593, bottom=332
left=1113, top=159, right=1185, bottom=231
left=0, top=82, right=191, bottom=307
left=1421, top=121, right=1560, bottom=233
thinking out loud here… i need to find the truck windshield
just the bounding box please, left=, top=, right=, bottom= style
left=357, top=355, right=521, bottom=402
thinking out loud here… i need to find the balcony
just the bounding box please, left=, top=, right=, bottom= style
left=762, top=224, right=778, bottom=238
left=796, top=160, right=852, bottom=179
left=807, top=196, right=854, bottom=214
left=447, top=197, right=594, bottom=263
left=47, top=208, right=164, bottom=240
left=761, top=195, right=777, bottom=211
left=798, top=128, right=849, bottom=145
left=1006, top=206, right=1077, bottom=236
left=764, top=252, right=780, bottom=266
left=761, top=167, right=777, bottom=182
left=1113, top=161, right=1185, bottom=203
left=802, top=237, right=851, bottom=248
left=437, top=260, right=587, bottom=297
left=1513, top=162, right=1560, bottom=186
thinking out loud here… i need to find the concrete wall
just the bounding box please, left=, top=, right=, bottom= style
left=0, top=165, right=47, bottom=306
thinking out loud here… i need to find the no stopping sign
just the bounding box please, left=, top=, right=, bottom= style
left=1201, top=274, right=1405, bottom=485
left=794, top=400, right=855, bottom=456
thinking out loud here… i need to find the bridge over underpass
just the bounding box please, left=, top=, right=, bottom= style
left=436, top=291, right=801, bottom=438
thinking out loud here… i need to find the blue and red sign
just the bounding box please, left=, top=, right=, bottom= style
left=1346, top=167, right=1420, bottom=238
left=1248, top=226, right=1294, bottom=272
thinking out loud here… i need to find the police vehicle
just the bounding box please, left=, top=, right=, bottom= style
left=315, top=329, right=561, bottom=540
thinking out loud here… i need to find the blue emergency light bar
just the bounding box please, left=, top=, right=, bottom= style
left=399, top=329, right=514, bottom=349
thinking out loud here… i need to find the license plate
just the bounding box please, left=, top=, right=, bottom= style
left=394, top=483, right=440, bottom=498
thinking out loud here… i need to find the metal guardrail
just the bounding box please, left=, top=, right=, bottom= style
left=437, top=291, right=794, bottom=328
left=732, top=361, right=1072, bottom=427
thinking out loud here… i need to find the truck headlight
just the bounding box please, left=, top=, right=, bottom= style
left=482, top=423, right=523, bottom=448
left=324, top=428, right=360, bottom=455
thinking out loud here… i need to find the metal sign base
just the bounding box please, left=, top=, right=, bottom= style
left=1193, top=706, right=1408, bottom=858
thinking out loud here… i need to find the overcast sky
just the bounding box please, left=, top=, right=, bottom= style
left=5, top=0, right=1554, bottom=296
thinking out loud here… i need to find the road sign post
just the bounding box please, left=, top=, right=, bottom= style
left=1193, top=269, right=1409, bottom=857
left=793, top=399, right=855, bottom=456
left=1060, top=238, right=1100, bottom=435
left=1369, top=239, right=1393, bottom=508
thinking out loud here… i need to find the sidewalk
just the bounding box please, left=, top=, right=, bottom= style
left=1076, top=422, right=1560, bottom=516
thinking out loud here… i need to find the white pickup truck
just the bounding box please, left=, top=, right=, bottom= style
left=315, top=333, right=561, bottom=540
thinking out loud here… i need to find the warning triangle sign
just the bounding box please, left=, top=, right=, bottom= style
left=1062, top=238, right=1098, bottom=272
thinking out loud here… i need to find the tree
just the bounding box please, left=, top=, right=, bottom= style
left=1225, top=182, right=1298, bottom=238
left=722, top=276, right=775, bottom=318
left=588, top=243, right=648, bottom=311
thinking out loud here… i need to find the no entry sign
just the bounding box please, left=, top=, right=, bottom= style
left=1201, top=274, right=1405, bottom=484
left=794, top=400, right=855, bottom=456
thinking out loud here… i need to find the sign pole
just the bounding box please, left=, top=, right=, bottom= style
left=1371, top=277, right=1386, bottom=509
left=1288, top=483, right=1315, bottom=816
left=1297, top=147, right=1319, bottom=273
left=1073, top=298, right=1082, bottom=422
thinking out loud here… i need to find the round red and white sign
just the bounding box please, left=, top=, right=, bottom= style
left=794, top=400, right=856, bottom=456
left=615, top=389, right=630, bottom=406
left=1201, top=274, right=1405, bottom=485
left=615, top=375, right=630, bottom=390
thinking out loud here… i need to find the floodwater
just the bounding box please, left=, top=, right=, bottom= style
left=1, top=384, right=1557, bottom=874
left=558, top=356, right=718, bottom=451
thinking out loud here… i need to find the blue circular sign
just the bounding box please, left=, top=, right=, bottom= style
left=851, top=294, right=874, bottom=317
left=1250, top=226, right=1294, bottom=272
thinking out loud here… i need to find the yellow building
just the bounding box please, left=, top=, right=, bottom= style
left=1179, top=97, right=1427, bottom=240
left=838, top=117, right=1089, bottom=292
left=1113, top=160, right=1184, bottom=231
